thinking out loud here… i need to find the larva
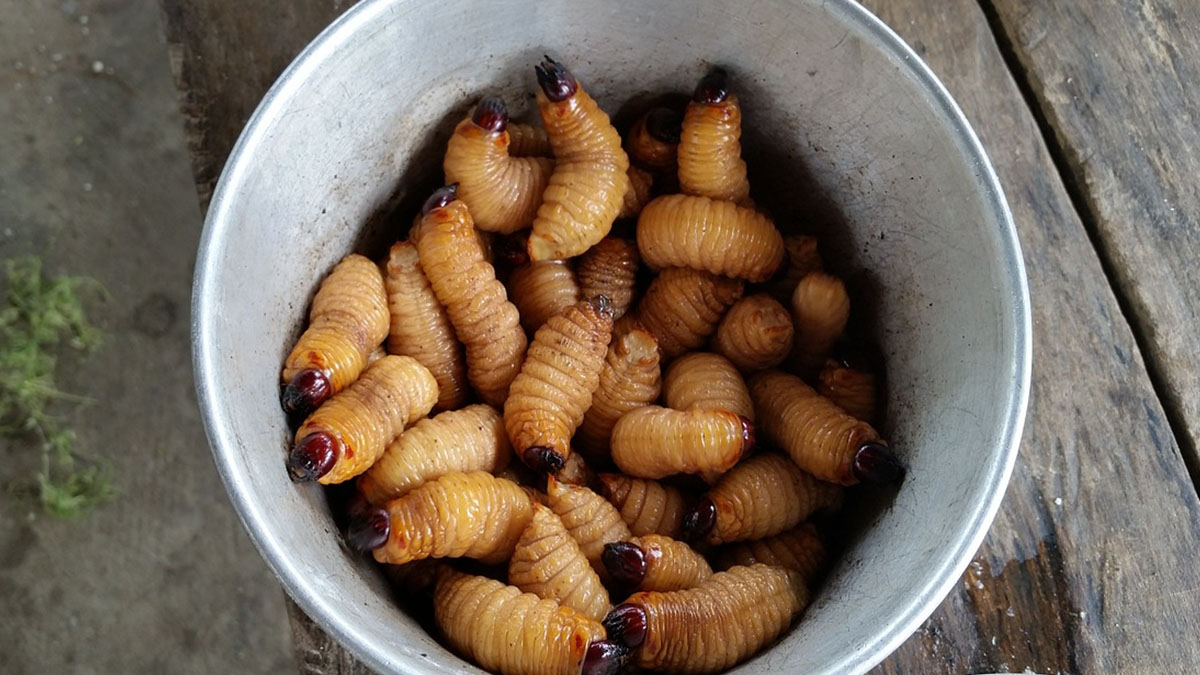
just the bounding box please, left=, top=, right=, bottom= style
left=790, top=272, right=850, bottom=375
left=357, top=404, right=511, bottom=505
left=817, top=357, right=879, bottom=423
left=434, top=568, right=622, bottom=675
left=287, top=355, right=437, bottom=484
left=505, top=296, right=613, bottom=472
left=681, top=453, right=842, bottom=545
left=766, top=234, right=823, bottom=304
left=633, top=267, right=744, bottom=359
left=507, top=260, right=581, bottom=335
left=508, top=122, right=553, bottom=158
left=748, top=370, right=901, bottom=485
left=610, top=406, right=752, bottom=481
left=604, top=564, right=809, bottom=674
left=575, top=237, right=640, bottom=321
left=625, top=106, right=681, bottom=174
left=508, top=502, right=611, bottom=622
left=348, top=471, right=534, bottom=566
left=662, top=352, right=754, bottom=421
left=529, top=56, right=630, bottom=261
left=574, top=328, right=661, bottom=463
left=637, top=194, right=784, bottom=283
left=714, top=522, right=827, bottom=584
left=603, top=534, right=713, bottom=592
left=443, top=96, right=555, bottom=234
left=677, top=68, right=750, bottom=204
left=544, top=477, right=632, bottom=578
left=596, top=473, right=687, bottom=539
left=619, top=165, right=654, bottom=218
left=281, top=254, right=390, bottom=419
left=711, top=294, right=794, bottom=372
left=384, top=241, right=469, bottom=411
left=415, top=185, right=527, bottom=407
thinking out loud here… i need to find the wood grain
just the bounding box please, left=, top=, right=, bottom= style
left=860, top=1, right=1200, bottom=672
left=984, top=0, right=1200, bottom=494
left=158, top=0, right=1200, bottom=673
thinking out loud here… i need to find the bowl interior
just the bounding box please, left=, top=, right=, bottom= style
left=193, top=1, right=1029, bottom=673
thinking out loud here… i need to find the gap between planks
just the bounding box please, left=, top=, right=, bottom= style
left=974, top=0, right=1200, bottom=496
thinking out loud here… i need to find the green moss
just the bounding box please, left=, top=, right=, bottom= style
left=0, top=255, right=113, bottom=518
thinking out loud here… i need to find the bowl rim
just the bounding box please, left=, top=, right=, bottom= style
left=191, top=1, right=1033, bottom=673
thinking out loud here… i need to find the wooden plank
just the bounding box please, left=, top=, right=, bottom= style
left=159, top=0, right=1200, bottom=673
left=985, top=0, right=1200, bottom=496
left=859, top=1, right=1200, bottom=672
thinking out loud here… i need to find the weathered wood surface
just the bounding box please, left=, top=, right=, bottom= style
left=984, top=0, right=1200, bottom=494
left=159, top=0, right=1200, bottom=672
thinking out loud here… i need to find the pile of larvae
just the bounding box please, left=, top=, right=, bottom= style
left=279, top=56, right=903, bottom=675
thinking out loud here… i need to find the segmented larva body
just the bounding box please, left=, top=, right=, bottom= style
left=749, top=370, right=882, bottom=485
left=614, top=564, right=808, bottom=674
left=663, top=352, right=754, bottom=422
left=767, top=234, right=823, bottom=304
left=610, top=406, right=751, bottom=480
left=711, top=294, right=794, bottom=372
left=358, top=404, right=511, bottom=505
left=508, top=503, right=611, bottom=622
left=695, top=453, right=842, bottom=545
left=574, top=328, right=662, bottom=462
left=416, top=197, right=527, bottom=407
left=373, top=471, right=534, bottom=565
left=625, top=107, right=680, bottom=173
left=384, top=241, right=469, bottom=411
left=529, top=59, right=630, bottom=261
left=619, top=166, right=655, bottom=218
left=637, top=194, right=783, bottom=283
left=576, top=237, right=640, bottom=321
left=714, top=523, right=827, bottom=584
left=443, top=104, right=554, bottom=234
left=281, top=254, right=390, bottom=407
left=818, top=358, right=879, bottom=423
left=505, top=297, right=613, bottom=471
left=507, top=260, right=581, bottom=335
left=597, top=473, right=687, bottom=539
left=292, top=355, right=437, bottom=484
left=612, top=535, right=714, bottom=592
left=434, top=569, right=606, bottom=675
left=790, top=272, right=850, bottom=375
left=508, top=123, right=553, bottom=157
left=678, top=74, right=750, bottom=204
left=634, top=267, right=744, bottom=359
left=545, top=477, right=632, bottom=577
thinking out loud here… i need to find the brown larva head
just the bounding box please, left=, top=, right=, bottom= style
left=493, top=233, right=530, bottom=268
left=581, top=640, right=630, bottom=675
left=524, top=445, right=567, bottom=474
left=645, top=106, right=682, bottom=144
left=602, top=541, right=648, bottom=589
left=345, top=504, right=391, bottom=552
left=589, top=293, right=614, bottom=319
left=738, top=415, right=756, bottom=455
left=534, top=54, right=578, bottom=102
left=420, top=184, right=459, bottom=216
left=602, top=603, right=648, bottom=649
left=680, top=497, right=717, bottom=542
left=287, top=432, right=339, bottom=482
left=471, top=95, right=509, bottom=133
left=693, top=67, right=730, bottom=104
left=281, top=368, right=331, bottom=421
left=853, top=441, right=906, bottom=484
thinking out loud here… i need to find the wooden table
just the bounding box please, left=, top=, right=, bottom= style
left=160, top=1, right=1200, bottom=672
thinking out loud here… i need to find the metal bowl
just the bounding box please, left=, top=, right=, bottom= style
left=192, top=0, right=1031, bottom=672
